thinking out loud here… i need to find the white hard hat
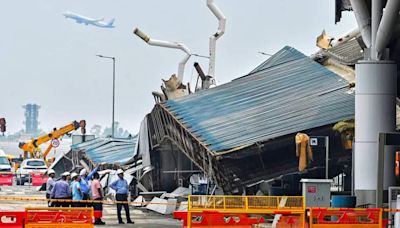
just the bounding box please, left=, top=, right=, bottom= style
left=71, top=172, right=78, bottom=179
left=79, top=168, right=87, bottom=176
left=47, top=169, right=55, bottom=175
left=116, top=169, right=124, bottom=175
left=62, top=172, right=71, bottom=177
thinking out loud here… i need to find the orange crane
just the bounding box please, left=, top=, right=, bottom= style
left=18, top=120, right=86, bottom=162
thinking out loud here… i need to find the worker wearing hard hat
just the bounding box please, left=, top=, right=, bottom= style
left=46, top=169, right=56, bottom=207
left=109, top=169, right=134, bottom=224
left=71, top=172, right=83, bottom=207
left=51, top=171, right=71, bottom=207
left=79, top=166, right=98, bottom=207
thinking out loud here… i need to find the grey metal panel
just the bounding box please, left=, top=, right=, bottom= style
left=165, top=46, right=355, bottom=154
left=323, top=38, right=364, bottom=65
left=71, top=136, right=138, bottom=165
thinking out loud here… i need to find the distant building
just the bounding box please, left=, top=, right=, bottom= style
left=23, top=104, right=40, bottom=135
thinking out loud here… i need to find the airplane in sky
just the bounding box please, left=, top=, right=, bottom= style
left=63, top=12, right=115, bottom=28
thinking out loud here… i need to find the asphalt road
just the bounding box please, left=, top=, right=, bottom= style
left=0, top=185, right=182, bottom=228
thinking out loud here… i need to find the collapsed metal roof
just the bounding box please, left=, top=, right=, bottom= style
left=71, top=137, right=138, bottom=165
left=164, top=46, right=355, bottom=154
left=148, top=46, right=356, bottom=192
left=321, top=38, right=364, bottom=65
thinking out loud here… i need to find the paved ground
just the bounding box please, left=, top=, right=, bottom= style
left=0, top=185, right=182, bottom=228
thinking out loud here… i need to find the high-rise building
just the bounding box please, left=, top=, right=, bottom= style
left=23, top=104, right=40, bottom=135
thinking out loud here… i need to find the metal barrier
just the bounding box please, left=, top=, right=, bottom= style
left=0, top=211, right=25, bottom=228
left=189, top=195, right=304, bottom=212
left=309, top=208, right=383, bottom=228
left=0, top=172, right=48, bottom=186
left=25, top=207, right=94, bottom=228
left=189, top=211, right=265, bottom=227
left=187, top=195, right=305, bottom=227
left=0, top=172, right=13, bottom=186
left=30, top=172, right=47, bottom=186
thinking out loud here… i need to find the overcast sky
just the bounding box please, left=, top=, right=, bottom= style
left=0, top=0, right=357, bottom=135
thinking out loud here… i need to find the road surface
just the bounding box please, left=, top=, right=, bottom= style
left=0, top=185, right=182, bottom=228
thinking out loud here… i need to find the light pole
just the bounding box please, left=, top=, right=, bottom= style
left=258, top=51, right=273, bottom=56
left=96, top=54, right=116, bottom=138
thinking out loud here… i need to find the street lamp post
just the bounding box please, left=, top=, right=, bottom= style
left=96, top=54, right=116, bottom=138
left=258, top=51, right=273, bottom=56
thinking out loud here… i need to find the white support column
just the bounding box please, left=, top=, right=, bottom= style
left=354, top=61, right=397, bottom=206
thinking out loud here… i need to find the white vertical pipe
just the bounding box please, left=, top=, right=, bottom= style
left=330, top=28, right=360, bottom=48
left=354, top=61, right=397, bottom=206
left=133, top=28, right=192, bottom=83
left=396, top=195, right=400, bottom=228
left=375, top=0, right=400, bottom=57
left=325, top=137, right=329, bottom=179
left=207, top=0, right=226, bottom=79
left=371, top=0, right=383, bottom=50
left=349, top=0, right=372, bottom=48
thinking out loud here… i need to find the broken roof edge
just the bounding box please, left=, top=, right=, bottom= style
left=213, top=116, right=355, bottom=156
left=163, top=45, right=355, bottom=154
left=71, top=136, right=138, bottom=166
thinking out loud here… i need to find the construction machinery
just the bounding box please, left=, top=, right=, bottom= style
left=18, top=120, right=86, bottom=164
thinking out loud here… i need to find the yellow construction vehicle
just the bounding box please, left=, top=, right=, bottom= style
left=18, top=120, right=86, bottom=164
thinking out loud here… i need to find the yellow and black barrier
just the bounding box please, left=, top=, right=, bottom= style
left=0, top=196, right=182, bottom=206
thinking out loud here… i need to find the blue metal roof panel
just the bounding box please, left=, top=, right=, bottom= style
left=165, top=46, right=354, bottom=153
left=71, top=136, right=137, bottom=165
left=249, top=46, right=305, bottom=74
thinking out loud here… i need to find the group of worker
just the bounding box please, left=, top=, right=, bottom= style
left=46, top=168, right=134, bottom=225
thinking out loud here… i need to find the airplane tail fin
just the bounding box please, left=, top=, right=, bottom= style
left=107, top=18, right=115, bottom=26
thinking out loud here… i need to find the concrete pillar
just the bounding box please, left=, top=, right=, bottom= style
left=355, top=60, right=397, bottom=206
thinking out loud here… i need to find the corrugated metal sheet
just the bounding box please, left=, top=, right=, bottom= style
left=323, top=38, right=363, bottom=65
left=71, top=136, right=137, bottom=165
left=165, top=46, right=355, bottom=153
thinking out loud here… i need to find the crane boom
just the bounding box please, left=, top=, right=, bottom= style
left=19, top=120, right=86, bottom=161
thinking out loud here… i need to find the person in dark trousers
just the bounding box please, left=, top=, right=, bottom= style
left=71, top=172, right=83, bottom=207
left=51, top=172, right=71, bottom=207
left=66, top=172, right=73, bottom=207
left=91, top=172, right=105, bottom=225
left=110, top=169, right=134, bottom=224
left=79, top=167, right=98, bottom=207
left=46, top=169, right=56, bottom=207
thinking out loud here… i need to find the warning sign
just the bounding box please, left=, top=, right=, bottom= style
left=51, top=139, right=60, bottom=148
left=308, top=186, right=317, bottom=193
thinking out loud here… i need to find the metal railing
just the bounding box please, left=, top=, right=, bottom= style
left=25, top=207, right=93, bottom=228
left=188, top=195, right=304, bottom=213
left=309, top=208, right=383, bottom=228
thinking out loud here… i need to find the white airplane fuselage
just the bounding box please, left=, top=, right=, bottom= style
left=63, top=12, right=115, bottom=28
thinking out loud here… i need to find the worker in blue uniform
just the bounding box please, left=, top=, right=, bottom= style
left=110, top=169, right=134, bottom=224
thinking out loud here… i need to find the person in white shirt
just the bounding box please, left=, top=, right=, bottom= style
left=46, top=169, right=56, bottom=207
